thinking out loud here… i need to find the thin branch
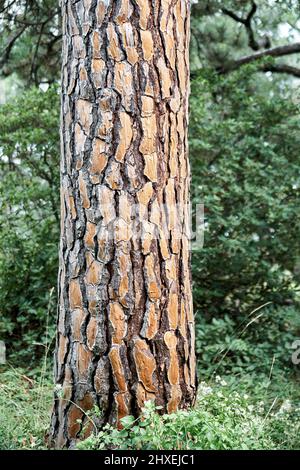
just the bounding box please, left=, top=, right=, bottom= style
left=0, top=0, right=16, bottom=15
left=0, top=25, right=27, bottom=67
left=30, top=23, right=45, bottom=85
left=222, top=1, right=260, bottom=51
left=191, top=62, right=300, bottom=80
left=11, top=9, right=60, bottom=27
left=262, top=63, right=300, bottom=78
left=218, top=42, right=300, bottom=73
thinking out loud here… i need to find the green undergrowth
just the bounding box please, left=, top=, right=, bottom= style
left=0, top=365, right=52, bottom=449
left=77, top=379, right=300, bottom=451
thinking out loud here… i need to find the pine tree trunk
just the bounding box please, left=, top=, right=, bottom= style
left=49, top=0, right=196, bottom=449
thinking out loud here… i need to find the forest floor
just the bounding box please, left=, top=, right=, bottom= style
left=0, top=361, right=299, bottom=450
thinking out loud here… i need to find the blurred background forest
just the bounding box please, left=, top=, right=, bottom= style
left=0, top=0, right=300, bottom=450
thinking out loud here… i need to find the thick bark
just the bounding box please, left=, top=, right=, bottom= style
left=49, top=0, right=196, bottom=449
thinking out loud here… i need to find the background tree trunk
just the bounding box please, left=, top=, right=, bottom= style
left=49, top=0, right=197, bottom=449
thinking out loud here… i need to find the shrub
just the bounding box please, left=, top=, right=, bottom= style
left=77, top=380, right=299, bottom=450
left=0, top=86, right=59, bottom=363
left=190, top=68, right=300, bottom=316
left=196, top=305, right=300, bottom=390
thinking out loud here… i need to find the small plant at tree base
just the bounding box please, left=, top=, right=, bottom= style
left=77, top=382, right=299, bottom=451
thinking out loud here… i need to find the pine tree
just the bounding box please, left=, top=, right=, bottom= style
left=49, top=0, right=196, bottom=448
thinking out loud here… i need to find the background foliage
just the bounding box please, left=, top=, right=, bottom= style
left=191, top=67, right=300, bottom=316
left=0, top=86, right=59, bottom=362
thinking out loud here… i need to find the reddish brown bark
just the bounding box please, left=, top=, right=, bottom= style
left=49, top=0, right=197, bottom=449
